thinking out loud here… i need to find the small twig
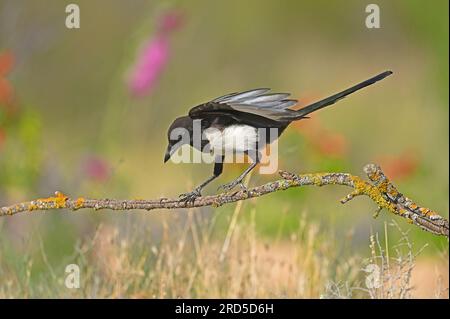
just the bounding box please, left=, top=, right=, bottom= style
left=0, top=164, right=448, bottom=237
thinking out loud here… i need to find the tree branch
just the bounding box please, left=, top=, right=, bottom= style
left=1, top=164, right=448, bottom=237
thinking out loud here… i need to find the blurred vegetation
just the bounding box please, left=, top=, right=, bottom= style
left=0, top=0, right=448, bottom=297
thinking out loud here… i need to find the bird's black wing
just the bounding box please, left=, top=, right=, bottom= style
left=189, top=71, right=393, bottom=125
left=188, top=88, right=299, bottom=126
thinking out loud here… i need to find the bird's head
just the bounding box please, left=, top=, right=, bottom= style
left=164, top=116, right=193, bottom=163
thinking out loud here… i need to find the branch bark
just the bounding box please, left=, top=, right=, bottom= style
left=1, top=164, right=448, bottom=238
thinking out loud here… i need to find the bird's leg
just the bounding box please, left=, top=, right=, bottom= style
left=179, top=158, right=223, bottom=203
left=179, top=176, right=215, bottom=203
left=218, top=160, right=259, bottom=193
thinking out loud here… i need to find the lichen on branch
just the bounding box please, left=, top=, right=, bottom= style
left=0, top=164, right=448, bottom=238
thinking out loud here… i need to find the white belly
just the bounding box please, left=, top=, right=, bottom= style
left=205, top=125, right=258, bottom=154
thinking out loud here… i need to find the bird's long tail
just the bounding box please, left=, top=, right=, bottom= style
left=294, top=70, right=392, bottom=119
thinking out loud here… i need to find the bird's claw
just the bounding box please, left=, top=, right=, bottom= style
left=218, top=180, right=247, bottom=193
left=178, top=188, right=202, bottom=204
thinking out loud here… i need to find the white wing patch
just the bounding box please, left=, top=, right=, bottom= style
left=204, top=125, right=258, bottom=154
left=212, top=88, right=297, bottom=110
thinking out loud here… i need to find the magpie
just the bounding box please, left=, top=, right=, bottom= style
left=164, top=71, right=392, bottom=202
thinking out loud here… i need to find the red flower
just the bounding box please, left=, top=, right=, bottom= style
left=0, top=50, right=14, bottom=76
left=375, top=150, right=419, bottom=181
left=0, top=50, right=15, bottom=106
left=316, top=133, right=348, bottom=158
left=0, top=128, right=5, bottom=151
left=292, top=114, right=349, bottom=158
left=157, top=10, right=185, bottom=34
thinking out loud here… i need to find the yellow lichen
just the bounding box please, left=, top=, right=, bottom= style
left=27, top=202, right=38, bottom=211
left=74, top=197, right=85, bottom=210
left=306, top=173, right=324, bottom=186
left=350, top=176, right=398, bottom=214
left=35, top=191, right=68, bottom=209
left=419, top=207, right=438, bottom=218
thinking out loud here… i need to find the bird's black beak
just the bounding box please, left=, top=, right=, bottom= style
left=164, top=146, right=171, bottom=163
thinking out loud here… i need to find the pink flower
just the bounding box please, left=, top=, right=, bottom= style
left=127, top=10, right=184, bottom=97
left=128, top=36, right=169, bottom=97
left=82, top=156, right=110, bottom=183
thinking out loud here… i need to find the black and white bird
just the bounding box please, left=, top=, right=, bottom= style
left=164, top=71, right=392, bottom=202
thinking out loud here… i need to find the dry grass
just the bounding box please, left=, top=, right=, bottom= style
left=322, top=221, right=449, bottom=299
left=0, top=209, right=447, bottom=298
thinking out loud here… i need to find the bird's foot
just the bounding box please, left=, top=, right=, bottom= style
left=178, top=188, right=202, bottom=204
left=218, top=179, right=247, bottom=193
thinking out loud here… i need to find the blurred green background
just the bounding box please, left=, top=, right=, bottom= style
left=0, top=0, right=448, bottom=291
